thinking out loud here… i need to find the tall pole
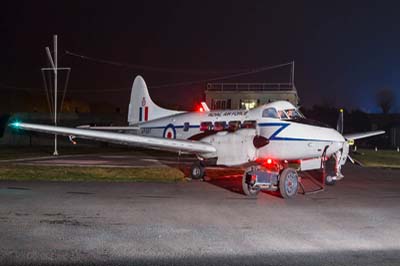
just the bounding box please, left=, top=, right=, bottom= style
left=53, top=35, right=58, bottom=156
left=43, top=35, right=70, bottom=156
left=291, top=60, right=295, bottom=88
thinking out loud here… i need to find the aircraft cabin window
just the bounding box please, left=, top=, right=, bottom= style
left=241, top=120, right=257, bottom=129
left=262, top=108, right=279, bottom=118
left=214, top=121, right=226, bottom=131
left=228, top=121, right=241, bottom=131
left=200, top=121, right=213, bottom=131
left=183, top=122, right=190, bottom=132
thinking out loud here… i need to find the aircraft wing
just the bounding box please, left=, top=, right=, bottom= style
left=343, top=130, right=385, bottom=141
left=11, top=122, right=216, bottom=154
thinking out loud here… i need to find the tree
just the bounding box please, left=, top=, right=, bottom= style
left=376, top=88, right=395, bottom=114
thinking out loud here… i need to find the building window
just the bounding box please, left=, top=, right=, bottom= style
left=212, top=99, right=227, bottom=110
left=240, top=99, right=258, bottom=110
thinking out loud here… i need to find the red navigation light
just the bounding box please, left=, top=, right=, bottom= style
left=199, top=107, right=204, bottom=112
left=267, top=158, right=272, bottom=164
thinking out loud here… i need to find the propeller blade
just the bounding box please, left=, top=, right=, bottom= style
left=347, top=155, right=363, bottom=166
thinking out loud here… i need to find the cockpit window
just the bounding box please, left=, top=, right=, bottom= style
left=262, top=108, right=279, bottom=118
left=277, top=110, right=289, bottom=119
left=284, top=109, right=303, bottom=119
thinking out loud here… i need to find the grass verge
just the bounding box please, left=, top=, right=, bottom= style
left=0, top=165, right=184, bottom=182
left=0, top=146, right=117, bottom=160
left=0, top=146, right=180, bottom=160
left=351, top=149, right=400, bottom=168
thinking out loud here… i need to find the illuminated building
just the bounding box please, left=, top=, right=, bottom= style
left=205, top=82, right=299, bottom=110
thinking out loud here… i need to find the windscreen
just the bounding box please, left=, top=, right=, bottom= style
left=283, top=109, right=304, bottom=119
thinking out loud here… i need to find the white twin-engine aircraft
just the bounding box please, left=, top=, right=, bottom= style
left=11, top=76, right=385, bottom=199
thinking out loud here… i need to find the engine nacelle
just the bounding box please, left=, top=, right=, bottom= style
left=200, top=129, right=261, bottom=166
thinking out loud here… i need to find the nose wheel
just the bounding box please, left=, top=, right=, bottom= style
left=325, top=175, right=336, bottom=186
left=190, top=161, right=205, bottom=180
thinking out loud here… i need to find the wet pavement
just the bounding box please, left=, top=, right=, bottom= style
left=0, top=161, right=400, bottom=265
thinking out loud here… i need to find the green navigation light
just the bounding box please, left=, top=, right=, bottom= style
left=11, top=121, right=21, bottom=128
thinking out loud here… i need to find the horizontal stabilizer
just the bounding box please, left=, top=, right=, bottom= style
left=10, top=122, right=216, bottom=155
left=344, top=130, right=385, bottom=141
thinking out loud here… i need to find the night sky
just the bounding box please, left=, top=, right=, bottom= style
left=1, top=1, right=399, bottom=112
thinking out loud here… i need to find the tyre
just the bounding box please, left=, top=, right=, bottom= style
left=242, top=172, right=260, bottom=197
left=325, top=175, right=336, bottom=186
left=190, top=162, right=205, bottom=179
left=279, top=168, right=298, bottom=199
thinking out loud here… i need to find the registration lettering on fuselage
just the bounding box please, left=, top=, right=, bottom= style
left=141, top=128, right=152, bottom=134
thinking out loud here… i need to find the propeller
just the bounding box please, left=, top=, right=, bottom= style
left=336, top=109, right=364, bottom=166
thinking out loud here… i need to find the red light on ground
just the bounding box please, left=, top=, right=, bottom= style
left=267, top=158, right=272, bottom=164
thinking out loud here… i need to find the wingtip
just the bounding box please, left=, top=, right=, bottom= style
left=9, top=121, right=21, bottom=128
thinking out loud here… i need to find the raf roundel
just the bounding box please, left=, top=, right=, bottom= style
left=163, top=124, right=176, bottom=139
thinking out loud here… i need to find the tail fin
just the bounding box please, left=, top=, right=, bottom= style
left=127, top=76, right=183, bottom=125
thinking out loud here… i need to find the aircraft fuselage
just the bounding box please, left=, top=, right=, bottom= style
left=135, top=106, right=346, bottom=162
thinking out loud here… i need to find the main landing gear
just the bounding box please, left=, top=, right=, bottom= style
left=242, top=165, right=299, bottom=199
left=189, top=161, right=205, bottom=180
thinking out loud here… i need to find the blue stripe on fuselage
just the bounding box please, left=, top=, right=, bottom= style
left=258, top=122, right=333, bottom=142
left=141, top=122, right=333, bottom=142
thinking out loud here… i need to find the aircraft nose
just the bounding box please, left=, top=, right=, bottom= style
left=253, top=135, right=269, bottom=148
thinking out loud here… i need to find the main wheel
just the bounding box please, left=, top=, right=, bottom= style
left=190, top=161, right=205, bottom=180
left=242, top=171, right=260, bottom=197
left=279, top=168, right=299, bottom=199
